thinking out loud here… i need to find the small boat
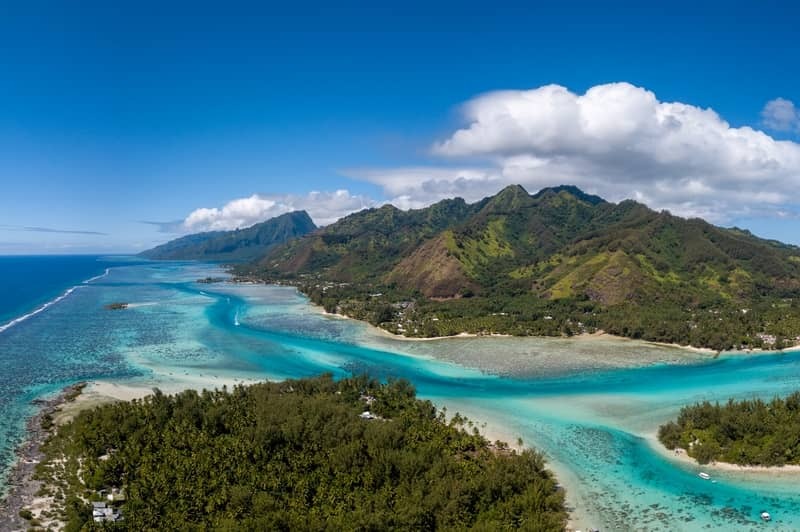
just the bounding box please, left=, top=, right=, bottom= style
left=760, top=511, right=771, bottom=522
left=698, top=472, right=711, bottom=480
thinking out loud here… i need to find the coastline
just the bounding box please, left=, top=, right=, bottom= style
left=4, top=271, right=797, bottom=531
left=247, top=281, right=798, bottom=357
left=0, top=382, right=86, bottom=531
left=316, top=303, right=720, bottom=355
left=645, top=434, right=800, bottom=475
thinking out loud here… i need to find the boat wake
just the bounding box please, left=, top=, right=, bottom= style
left=126, top=302, right=158, bottom=308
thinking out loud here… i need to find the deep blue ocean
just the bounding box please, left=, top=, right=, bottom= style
left=0, top=256, right=124, bottom=325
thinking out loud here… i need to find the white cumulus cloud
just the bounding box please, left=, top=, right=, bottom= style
left=181, top=190, right=377, bottom=232
left=761, top=97, right=800, bottom=133
left=347, top=82, right=800, bottom=223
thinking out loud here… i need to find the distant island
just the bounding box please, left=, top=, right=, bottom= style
left=658, top=392, right=800, bottom=467
left=140, top=210, right=316, bottom=261
left=196, top=276, right=226, bottom=284
left=28, top=375, right=566, bottom=530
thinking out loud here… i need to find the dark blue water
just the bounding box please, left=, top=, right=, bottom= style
left=0, top=256, right=124, bottom=325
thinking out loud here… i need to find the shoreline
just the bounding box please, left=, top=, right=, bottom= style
left=317, top=304, right=722, bottom=355
left=242, top=281, right=799, bottom=357
left=0, top=382, right=86, bottom=531
left=645, top=434, right=800, bottom=475
left=314, top=297, right=800, bottom=358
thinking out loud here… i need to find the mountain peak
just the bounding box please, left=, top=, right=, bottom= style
left=480, top=184, right=533, bottom=213
left=498, top=183, right=530, bottom=196
left=533, top=185, right=606, bottom=206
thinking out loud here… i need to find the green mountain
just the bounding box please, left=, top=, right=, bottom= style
left=243, top=185, right=800, bottom=350
left=140, top=210, right=317, bottom=261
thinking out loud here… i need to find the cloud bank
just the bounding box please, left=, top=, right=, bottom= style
left=352, top=82, right=800, bottom=223
left=179, top=190, right=377, bottom=232
left=173, top=83, right=800, bottom=234
left=0, top=224, right=108, bottom=236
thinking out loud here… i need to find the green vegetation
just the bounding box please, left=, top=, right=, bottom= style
left=658, top=392, right=800, bottom=466
left=37, top=375, right=566, bottom=531
left=140, top=210, right=316, bottom=261
left=240, top=184, right=800, bottom=351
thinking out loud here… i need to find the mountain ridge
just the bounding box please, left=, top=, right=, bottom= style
left=140, top=210, right=317, bottom=261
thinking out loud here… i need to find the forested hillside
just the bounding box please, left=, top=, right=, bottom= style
left=33, top=375, right=566, bottom=531
left=245, top=185, right=800, bottom=350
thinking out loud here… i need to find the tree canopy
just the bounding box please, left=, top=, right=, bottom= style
left=659, top=392, right=800, bottom=466
left=37, top=375, right=566, bottom=531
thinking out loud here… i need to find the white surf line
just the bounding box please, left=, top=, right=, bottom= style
left=83, top=268, right=110, bottom=284
left=0, top=285, right=86, bottom=334
left=0, top=267, right=114, bottom=334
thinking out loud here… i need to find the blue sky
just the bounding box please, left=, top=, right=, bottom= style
left=1, top=1, right=799, bottom=253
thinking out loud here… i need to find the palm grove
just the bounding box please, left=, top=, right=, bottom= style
left=659, top=392, right=800, bottom=467
left=33, top=376, right=566, bottom=531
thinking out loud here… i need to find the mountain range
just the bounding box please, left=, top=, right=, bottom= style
left=145, top=185, right=800, bottom=350
left=261, top=184, right=799, bottom=300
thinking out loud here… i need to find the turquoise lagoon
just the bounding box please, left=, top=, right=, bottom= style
left=2, top=259, right=800, bottom=530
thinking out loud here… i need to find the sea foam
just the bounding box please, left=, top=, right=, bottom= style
left=0, top=268, right=111, bottom=334
left=83, top=268, right=110, bottom=284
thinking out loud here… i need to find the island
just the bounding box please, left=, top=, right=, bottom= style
left=658, top=392, right=800, bottom=466
left=24, top=375, right=566, bottom=530
left=196, top=276, right=226, bottom=284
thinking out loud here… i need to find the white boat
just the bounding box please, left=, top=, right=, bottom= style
left=761, top=511, right=771, bottom=522
left=698, top=472, right=711, bottom=480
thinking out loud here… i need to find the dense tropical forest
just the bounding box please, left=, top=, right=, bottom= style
left=233, top=185, right=800, bottom=351
left=32, top=375, right=566, bottom=531
left=658, top=392, right=800, bottom=466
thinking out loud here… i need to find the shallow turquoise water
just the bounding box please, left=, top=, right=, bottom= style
left=2, top=260, right=800, bottom=530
